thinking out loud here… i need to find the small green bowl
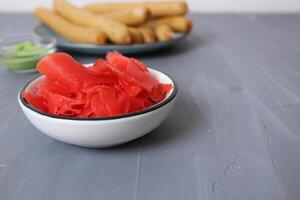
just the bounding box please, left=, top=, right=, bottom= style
left=0, top=35, right=56, bottom=73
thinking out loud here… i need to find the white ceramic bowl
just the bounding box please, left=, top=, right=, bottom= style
left=18, top=68, right=178, bottom=148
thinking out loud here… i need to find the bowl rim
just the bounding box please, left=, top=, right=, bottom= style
left=18, top=68, right=178, bottom=121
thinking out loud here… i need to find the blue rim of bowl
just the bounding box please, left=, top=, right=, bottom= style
left=18, top=72, right=178, bottom=121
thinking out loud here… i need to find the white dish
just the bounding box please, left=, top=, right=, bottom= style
left=18, top=68, right=178, bottom=148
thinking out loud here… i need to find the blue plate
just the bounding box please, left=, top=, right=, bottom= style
left=34, top=24, right=188, bottom=55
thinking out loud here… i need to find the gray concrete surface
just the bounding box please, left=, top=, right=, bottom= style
left=0, top=13, right=300, bottom=200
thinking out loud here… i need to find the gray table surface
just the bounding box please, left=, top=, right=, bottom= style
left=0, top=13, right=300, bottom=200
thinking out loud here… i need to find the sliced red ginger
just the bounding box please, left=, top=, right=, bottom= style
left=77, top=85, right=107, bottom=117
left=106, top=51, right=148, bottom=73
left=118, top=80, right=142, bottom=97
left=131, top=58, right=149, bottom=73
left=79, top=85, right=131, bottom=117
left=91, top=58, right=146, bottom=97
left=22, top=92, right=48, bottom=112
left=44, top=89, right=84, bottom=116
left=92, top=59, right=144, bottom=96
left=89, top=59, right=115, bottom=75
left=37, top=53, right=118, bottom=92
left=128, top=97, right=146, bottom=113
left=97, top=86, right=130, bottom=116
left=106, top=51, right=128, bottom=71
left=90, top=92, right=109, bottom=117
left=22, top=51, right=173, bottom=118
left=37, top=77, right=71, bottom=97
left=151, top=83, right=173, bottom=102
left=106, top=51, right=158, bottom=92
left=138, top=83, right=173, bottom=103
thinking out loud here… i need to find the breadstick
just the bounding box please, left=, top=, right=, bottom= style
left=129, top=28, right=144, bottom=44
left=53, top=0, right=131, bottom=45
left=83, top=1, right=188, bottom=17
left=137, top=27, right=156, bottom=43
left=34, top=8, right=107, bottom=45
left=145, top=16, right=192, bottom=33
left=100, top=7, right=149, bottom=26
left=154, top=25, right=173, bottom=42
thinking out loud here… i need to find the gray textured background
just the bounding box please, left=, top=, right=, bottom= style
left=0, top=14, right=300, bottom=200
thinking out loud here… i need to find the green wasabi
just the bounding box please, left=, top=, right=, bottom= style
left=1, top=41, right=48, bottom=72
